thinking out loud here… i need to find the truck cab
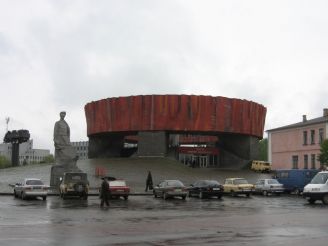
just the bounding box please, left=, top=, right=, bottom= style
left=303, top=171, right=328, bottom=204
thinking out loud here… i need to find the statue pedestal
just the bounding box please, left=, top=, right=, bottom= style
left=50, top=146, right=82, bottom=188
left=50, top=163, right=82, bottom=187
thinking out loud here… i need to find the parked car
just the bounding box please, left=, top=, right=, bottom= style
left=251, top=160, right=271, bottom=173
left=188, top=180, right=224, bottom=199
left=223, top=178, right=254, bottom=197
left=108, top=179, right=130, bottom=200
left=59, top=172, right=89, bottom=199
left=254, top=178, right=284, bottom=196
left=303, top=171, right=328, bottom=204
left=153, top=180, right=188, bottom=200
left=274, top=169, right=318, bottom=194
left=14, top=178, right=48, bottom=200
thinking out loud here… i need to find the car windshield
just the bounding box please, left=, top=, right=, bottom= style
left=234, top=179, right=248, bottom=185
left=109, top=180, right=126, bottom=186
left=310, top=173, right=328, bottom=184
left=167, top=180, right=184, bottom=187
left=204, top=180, right=220, bottom=185
left=26, top=180, right=43, bottom=185
left=267, top=179, right=279, bottom=184
left=66, top=173, right=87, bottom=181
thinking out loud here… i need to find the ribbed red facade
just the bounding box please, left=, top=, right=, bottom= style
left=84, top=95, right=266, bottom=138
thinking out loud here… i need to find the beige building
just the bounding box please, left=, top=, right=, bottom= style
left=268, top=109, right=328, bottom=170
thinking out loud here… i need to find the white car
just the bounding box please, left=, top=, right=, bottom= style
left=254, top=178, right=284, bottom=196
left=303, top=171, right=328, bottom=204
left=14, top=178, right=48, bottom=200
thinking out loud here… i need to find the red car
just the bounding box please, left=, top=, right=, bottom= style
left=108, top=179, right=130, bottom=200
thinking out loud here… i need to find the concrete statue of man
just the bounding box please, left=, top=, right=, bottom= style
left=54, top=111, right=70, bottom=150
left=53, top=111, right=76, bottom=164
left=51, top=111, right=81, bottom=187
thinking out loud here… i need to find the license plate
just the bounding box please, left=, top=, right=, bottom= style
left=116, top=190, right=124, bottom=192
left=213, top=188, right=220, bottom=191
left=175, top=189, right=181, bottom=192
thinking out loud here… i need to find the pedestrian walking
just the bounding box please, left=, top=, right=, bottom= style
left=145, top=171, right=153, bottom=192
left=100, top=177, right=110, bottom=207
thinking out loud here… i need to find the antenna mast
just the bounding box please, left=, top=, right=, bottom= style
left=5, top=117, right=10, bottom=132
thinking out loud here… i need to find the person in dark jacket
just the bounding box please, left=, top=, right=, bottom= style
left=145, top=171, right=153, bottom=192
left=100, top=177, right=110, bottom=207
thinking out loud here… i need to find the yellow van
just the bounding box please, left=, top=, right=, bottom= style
left=251, top=160, right=271, bottom=173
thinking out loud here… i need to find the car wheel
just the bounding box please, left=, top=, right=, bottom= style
left=294, top=189, right=300, bottom=196
left=188, top=192, right=192, bottom=197
left=124, top=196, right=128, bottom=200
left=21, top=192, right=26, bottom=200
left=217, top=195, right=222, bottom=199
left=153, top=191, right=158, bottom=198
left=14, top=190, right=17, bottom=198
left=322, top=194, right=328, bottom=205
left=163, top=192, right=168, bottom=200
left=42, top=196, right=47, bottom=201
left=182, top=195, right=186, bottom=200
left=230, top=190, right=236, bottom=197
left=308, top=199, right=316, bottom=204
left=246, top=193, right=250, bottom=197
left=199, top=192, right=204, bottom=199
left=263, top=190, right=268, bottom=196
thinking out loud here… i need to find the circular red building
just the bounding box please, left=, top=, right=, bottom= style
left=85, top=95, right=266, bottom=168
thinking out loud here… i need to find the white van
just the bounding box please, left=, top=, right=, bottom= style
left=303, top=171, right=328, bottom=204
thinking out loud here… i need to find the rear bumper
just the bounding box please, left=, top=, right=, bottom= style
left=25, top=191, right=47, bottom=197
left=234, top=189, right=253, bottom=195
left=110, top=191, right=130, bottom=197
left=166, top=191, right=188, bottom=197
left=202, top=191, right=224, bottom=196
left=62, top=189, right=88, bottom=196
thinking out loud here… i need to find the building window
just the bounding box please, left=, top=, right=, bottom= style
left=319, top=128, right=324, bottom=144
left=311, top=154, right=316, bottom=169
left=310, top=130, right=315, bottom=145
left=304, top=155, right=308, bottom=169
left=292, top=155, right=298, bottom=169
left=303, top=131, right=308, bottom=145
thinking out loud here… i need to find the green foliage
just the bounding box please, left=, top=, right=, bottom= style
left=318, top=139, right=328, bottom=166
left=258, top=138, right=268, bottom=161
left=0, top=155, right=11, bottom=169
left=42, top=154, right=55, bottom=164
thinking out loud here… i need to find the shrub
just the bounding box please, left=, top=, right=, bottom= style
left=0, top=155, right=11, bottom=169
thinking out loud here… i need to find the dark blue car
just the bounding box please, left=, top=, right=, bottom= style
left=274, top=169, right=319, bottom=194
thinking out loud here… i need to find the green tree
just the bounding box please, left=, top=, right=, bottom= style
left=258, top=138, right=268, bottom=161
left=318, top=139, right=328, bottom=168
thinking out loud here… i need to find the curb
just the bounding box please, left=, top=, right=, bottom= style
left=0, top=192, right=154, bottom=196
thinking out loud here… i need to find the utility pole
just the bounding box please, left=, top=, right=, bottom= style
left=5, top=117, right=10, bottom=132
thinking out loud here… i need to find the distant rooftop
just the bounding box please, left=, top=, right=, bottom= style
left=267, top=108, right=328, bottom=132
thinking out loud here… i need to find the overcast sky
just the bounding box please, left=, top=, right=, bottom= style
left=1, top=0, right=328, bottom=153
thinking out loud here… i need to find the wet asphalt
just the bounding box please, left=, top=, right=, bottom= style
left=1, top=194, right=328, bottom=246
left=1, top=159, right=328, bottom=245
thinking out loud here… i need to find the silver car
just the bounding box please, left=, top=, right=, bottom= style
left=153, top=180, right=188, bottom=200
left=14, top=178, right=48, bottom=200
left=254, top=178, right=284, bottom=196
